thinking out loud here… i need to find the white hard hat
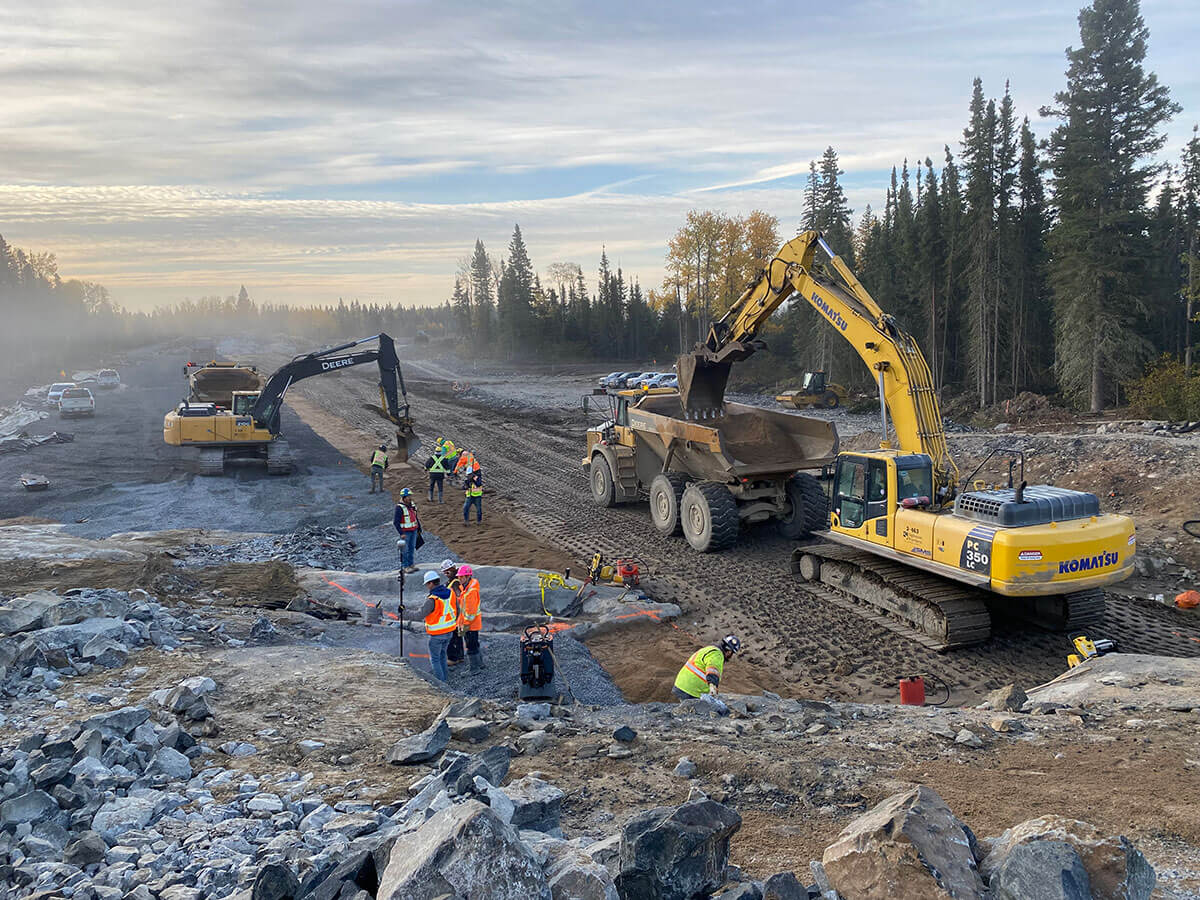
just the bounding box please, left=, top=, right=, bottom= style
left=440, top=558, right=456, bottom=571
left=422, top=570, right=439, bottom=585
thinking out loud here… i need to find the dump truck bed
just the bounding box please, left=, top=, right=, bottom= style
left=628, top=394, right=838, bottom=481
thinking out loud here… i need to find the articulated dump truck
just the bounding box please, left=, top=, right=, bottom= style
left=583, top=389, right=838, bottom=551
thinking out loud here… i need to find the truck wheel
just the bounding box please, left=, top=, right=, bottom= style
left=778, top=473, right=829, bottom=538
left=822, top=391, right=839, bottom=408
left=590, top=454, right=617, bottom=507
left=681, top=481, right=739, bottom=552
left=649, top=473, right=689, bottom=536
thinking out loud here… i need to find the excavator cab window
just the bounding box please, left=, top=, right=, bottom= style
left=866, top=460, right=888, bottom=520
left=835, top=457, right=867, bottom=529
left=804, top=372, right=826, bottom=394
left=896, top=458, right=933, bottom=505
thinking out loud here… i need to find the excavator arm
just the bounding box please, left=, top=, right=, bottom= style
left=678, top=231, right=958, bottom=499
left=250, top=333, right=418, bottom=458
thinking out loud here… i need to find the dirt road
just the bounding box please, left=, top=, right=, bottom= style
left=287, top=356, right=1200, bottom=705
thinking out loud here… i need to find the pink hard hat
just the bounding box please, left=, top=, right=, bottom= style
left=456, top=564, right=473, bottom=579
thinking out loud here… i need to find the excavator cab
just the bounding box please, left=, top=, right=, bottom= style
left=803, top=371, right=827, bottom=394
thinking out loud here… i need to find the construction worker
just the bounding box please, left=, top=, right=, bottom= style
left=452, top=448, right=476, bottom=486
left=419, top=570, right=456, bottom=681
left=369, top=443, right=389, bottom=494
left=393, top=488, right=421, bottom=573
left=425, top=443, right=451, bottom=503
left=463, top=464, right=483, bottom=524
left=672, top=635, right=741, bottom=701
left=442, top=558, right=466, bottom=666
left=452, top=564, right=484, bottom=671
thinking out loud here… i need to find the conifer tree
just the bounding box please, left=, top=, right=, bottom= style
left=1043, top=0, right=1179, bottom=410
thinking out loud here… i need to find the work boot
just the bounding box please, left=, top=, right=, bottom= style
left=469, top=653, right=483, bottom=672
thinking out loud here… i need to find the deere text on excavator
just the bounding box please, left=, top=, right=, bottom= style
left=676, top=231, right=1135, bottom=648
left=163, top=334, right=416, bottom=476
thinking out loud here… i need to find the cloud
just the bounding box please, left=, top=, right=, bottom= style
left=0, top=0, right=1196, bottom=308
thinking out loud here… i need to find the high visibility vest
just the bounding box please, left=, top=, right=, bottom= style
left=465, top=476, right=483, bottom=498
left=372, top=449, right=388, bottom=467
left=397, top=504, right=418, bottom=530
left=673, top=646, right=724, bottom=698
left=425, top=591, right=458, bottom=635
left=455, top=579, right=482, bottom=631
left=455, top=452, right=475, bottom=474
left=429, top=453, right=448, bottom=474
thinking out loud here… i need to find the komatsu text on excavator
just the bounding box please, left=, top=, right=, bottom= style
left=677, top=231, right=1135, bottom=648
left=163, top=334, right=416, bottom=476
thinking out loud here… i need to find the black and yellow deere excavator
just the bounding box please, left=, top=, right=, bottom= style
left=678, top=231, right=1135, bottom=648
left=163, top=333, right=416, bottom=476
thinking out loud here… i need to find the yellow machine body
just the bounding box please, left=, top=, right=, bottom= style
left=163, top=391, right=277, bottom=447
left=826, top=448, right=1135, bottom=598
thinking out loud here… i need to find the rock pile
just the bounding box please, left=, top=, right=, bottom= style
left=176, top=526, right=359, bottom=570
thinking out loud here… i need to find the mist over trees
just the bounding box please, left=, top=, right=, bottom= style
left=3, top=0, right=1197, bottom=413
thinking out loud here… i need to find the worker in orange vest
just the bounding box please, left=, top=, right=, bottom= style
left=420, top=570, right=457, bottom=681
left=453, top=564, right=484, bottom=672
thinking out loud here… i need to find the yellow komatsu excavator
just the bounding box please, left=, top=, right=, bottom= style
left=678, top=231, right=1135, bottom=648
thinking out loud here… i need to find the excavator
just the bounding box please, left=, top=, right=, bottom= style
left=677, top=231, right=1135, bottom=648
left=163, top=333, right=416, bottom=476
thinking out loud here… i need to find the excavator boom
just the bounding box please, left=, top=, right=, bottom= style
left=677, top=231, right=957, bottom=498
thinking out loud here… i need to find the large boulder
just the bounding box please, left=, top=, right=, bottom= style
left=164, top=676, right=217, bottom=719
left=42, top=593, right=125, bottom=628
left=82, top=706, right=151, bottom=740
left=988, top=840, right=1091, bottom=900
left=29, top=617, right=127, bottom=654
left=546, top=846, right=620, bottom=900
left=91, top=795, right=158, bottom=842
left=377, top=799, right=551, bottom=900
left=506, top=775, right=565, bottom=835
left=981, top=684, right=1027, bottom=712
left=980, top=815, right=1155, bottom=900
left=386, top=719, right=450, bottom=765
left=145, top=747, right=193, bottom=780
left=615, top=798, right=742, bottom=900
left=0, top=789, right=59, bottom=827
left=63, top=830, right=108, bottom=868
left=821, top=786, right=984, bottom=900
left=0, top=590, right=61, bottom=634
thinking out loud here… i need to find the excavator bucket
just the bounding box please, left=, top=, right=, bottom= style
left=394, top=424, right=418, bottom=463
left=677, top=352, right=732, bottom=417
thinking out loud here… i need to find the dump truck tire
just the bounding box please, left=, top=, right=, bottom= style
left=822, top=391, right=839, bottom=408
left=649, top=472, right=689, bottom=536
left=778, top=473, right=829, bottom=539
left=681, top=481, right=739, bottom=552
left=589, top=453, right=617, bottom=507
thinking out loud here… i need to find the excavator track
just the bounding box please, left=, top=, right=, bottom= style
left=790, top=542, right=992, bottom=650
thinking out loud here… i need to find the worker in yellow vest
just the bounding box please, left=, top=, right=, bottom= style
left=369, top=443, right=389, bottom=493
left=420, top=570, right=457, bottom=681
left=673, top=635, right=741, bottom=700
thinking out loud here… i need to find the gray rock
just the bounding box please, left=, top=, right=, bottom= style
left=297, top=740, right=325, bottom=757
left=762, top=871, right=806, bottom=899
left=91, top=795, right=157, bottom=842
left=377, top=800, right=550, bottom=899
left=165, top=676, right=217, bottom=719
left=0, top=789, right=59, bottom=827
left=615, top=798, right=742, bottom=900
left=79, top=635, right=130, bottom=668
left=587, top=834, right=621, bottom=873
left=63, top=829, right=108, bottom=867
left=714, top=885, right=763, bottom=900
left=252, top=862, right=299, bottom=900
left=81, top=706, right=151, bottom=740
left=955, top=728, right=984, bottom=748
left=546, top=845, right=620, bottom=900
left=822, top=785, right=984, bottom=900
left=27, top=616, right=126, bottom=654
left=506, top=775, right=565, bottom=834
left=445, top=716, right=491, bottom=743
left=989, top=840, right=1091, bottom=900
left=518, top=729, right=550, bottom=755
left=612, top=726, right=637, bottom=743
left=300, top=804, right=337, bottom=832
left=247, top=794, right=284, bottom=813
left=672, top=757, right=697, bottom=779
left=981, top=815, right=1155, bottom=900
left=29, top=756, right=73, bottom=789
left=386, top=719, right=450, bottom=765
left=0, top=590, right=60, bottom=635
left=322, top=811, right=380, bottom=839
left=219, top=741, right=258, bottom=757
left=981, top=683, right=1028, bottom=712
left=145, top=747, right=192, bottom=780
left=517, top=702, right=552, bottom=720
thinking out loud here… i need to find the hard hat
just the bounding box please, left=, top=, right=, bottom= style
left=440, top=558, right=457, bottom=572
left=456, top=564, right=473, bottom=579
left=422, top=570, right=439, bottom=585
left=719, top=634, right=742, bottom=655
left=379, top=444, right=387, bottom=450
left=399, top=488, right=412, bottom=498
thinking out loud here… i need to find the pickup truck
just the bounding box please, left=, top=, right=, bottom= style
left=95, top=369, right=121, bottom=388
left=59, top=387, right=95, bottom=418
left=47, top=382, right=76, bottom=406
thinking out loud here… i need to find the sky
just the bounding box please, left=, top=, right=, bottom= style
left=1, top=0, right=1198, bottom=311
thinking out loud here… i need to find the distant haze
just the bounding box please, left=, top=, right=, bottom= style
left=1, top=0, right=1197, bottom=309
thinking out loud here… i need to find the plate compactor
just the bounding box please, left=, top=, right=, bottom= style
left=519, top=624, right=557, bottom=700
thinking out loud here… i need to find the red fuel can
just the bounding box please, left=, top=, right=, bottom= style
left=898, top=676, right=926, bottom=706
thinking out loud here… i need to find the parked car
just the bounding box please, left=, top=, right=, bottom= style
left=634, top=372, right=665, bottom=389
left=615, top=372, right=646, bottom=388
left=652, top=373, right=678, bottom=389
left=598, top=371, right=624, bottom=387
left=58, top=387, right=95, bottom=418
left=46, top=382, right=76, bottom=407
left=95, top=369, right=121, bottom=388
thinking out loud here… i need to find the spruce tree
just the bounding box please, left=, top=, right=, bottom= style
left=1043, top=0, right=1179, bottom=410
left=1013, top=120, right=1051, bottom=390
left=469, top=239, right=494, bottom=351
left=1181, top=126, right=1200, bottom=371
left=962, top=78, right=998, bottom=406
